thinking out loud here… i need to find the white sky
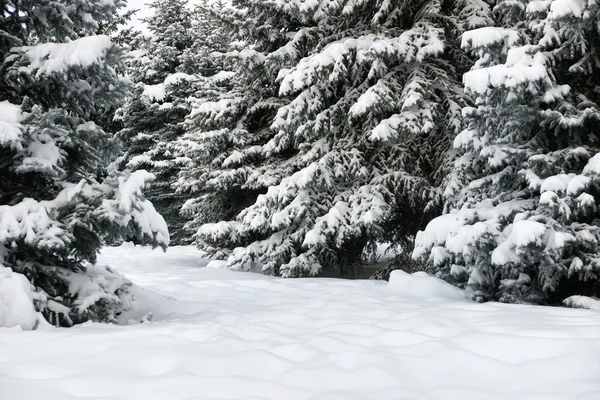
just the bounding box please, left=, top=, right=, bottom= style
left=126, top=0, right=155, bottom=30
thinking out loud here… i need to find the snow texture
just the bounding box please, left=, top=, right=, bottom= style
left=15, top=36, right=114, bottom=77
left=0, top=267, right=42, bottom=330
left=1, top=244, right=600, bottom=399
left=463, top=43, right=551, bottom=96
left=142, top=83, right=166, bottom=101
left=414, top=199, right=537, bottom=263
left=564, top=295, right=600, bottom=311
left=387, top=270, right=466, bottom=301
left=0, top=101, right=23, bottom=149
left=0, top=197, right=70, bottom=250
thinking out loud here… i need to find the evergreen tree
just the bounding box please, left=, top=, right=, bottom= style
left=117, top=0, right=196, bottom=244
left=176, top=0, right=485, bottom=277
left=0, top=0, right=168, bottom=327
left=170, top=0, right=236, bottom=241
left=414, top=0, right=600, bottom=303
left=180, top=0, right=230, bottom=78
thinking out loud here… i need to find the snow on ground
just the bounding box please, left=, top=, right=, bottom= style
left=1, top=243, right=600, bottom=400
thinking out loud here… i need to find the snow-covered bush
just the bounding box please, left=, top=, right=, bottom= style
left=176, top=0, right=487, bottom=277
left=0, top=266, right=44, bottom=330
left=414, top=0, right=600, bottom=304
left=0, top=0, right=168, bottom=328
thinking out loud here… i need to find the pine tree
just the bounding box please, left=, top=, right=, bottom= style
left=168, top=0, right=237, bottom=244
left=0, top=0, right=168, bottom=327
left=177, top=0, right=486, bottom=277
left=117, top=0, right=196, bottom=244
left=414, top=0, right=600, bottom=304
left=180, top=0, right=230, bottom=78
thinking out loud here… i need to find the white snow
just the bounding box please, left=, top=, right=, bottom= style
left=583, top=152, right=600, bottom=175
left=189, top=98, right=233, bottom=120
left=222, top=149, right=244, bottom=167
left=509, top=220, right=547, bottom=247
left=211, top=70, right=236, bottom=83
left=548, top=0, right=588, bottom=18
left=0, top=266, right=42, bottom=330
left=414, top=200, right=557, bottom=268
left=142, top=83, right=166, bottom=102
left=15, top=36, right=114, bottom=77
left=67, top=265, right=130, bottom=312
left=1, top=243, right=600, bottom=399
left=0, top=100, right=23, bottom=149
left=164, top=72, right=195, bottom=86
left=463, top=45, right=551, bottom=95
left=279, top=35, right=379, bottom=95
left=21, top=139, right=63, bottom=173
left=387, top=270, right=466, bottom=301
left=279, top=26, right=444, bottom=96
left=0, top=197, right=69, bottom=249
left=540, top=173, right=574, bottom=193
left=527, top=0, right=551, bottom=13
left=461, top=27, right=520, bottom=52
left=564, top=295, right=600, bottom=311
left=567, top=174, right=590, bottom=195
left=141, top=73, right=196, bottom=102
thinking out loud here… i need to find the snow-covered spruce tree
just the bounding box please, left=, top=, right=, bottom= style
left=414, top=0, right=600, bottom=303
left=117, top=0, right=196, bottom=244
left=169, top=0, right=242, bottom=241
left=178, top=0, right=489, bottom=277
left=0, top=0, right=168, bottom=328
left=179, top=0, right=230, bottom=78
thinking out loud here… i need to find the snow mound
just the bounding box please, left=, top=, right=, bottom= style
left=0, top=266, right=41, bottom=330
left=564, top=295, right=600, bottom=311
left=387, top=270, right=466, bottom=301
left=206, top=259, right=228, bottom=268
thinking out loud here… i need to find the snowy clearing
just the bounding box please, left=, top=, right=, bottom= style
left=1, top=243, right=600, bottom=400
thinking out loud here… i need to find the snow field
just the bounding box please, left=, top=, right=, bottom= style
left=1, top=244, right=600, bottom=400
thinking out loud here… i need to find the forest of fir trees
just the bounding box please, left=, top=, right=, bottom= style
left=0, top=0, right=599, bottom=327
